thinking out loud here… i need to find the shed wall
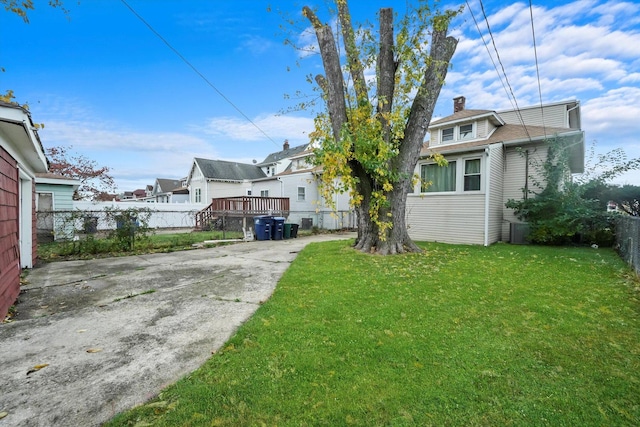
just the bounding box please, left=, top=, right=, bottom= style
left=0, top=146, right=19, bottom=320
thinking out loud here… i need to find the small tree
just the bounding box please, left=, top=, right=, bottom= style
left=47, top=146, right=116, bottom=200
left=506, top=140, right=640, bottom=245
left=297, top=0, right=461, bottom=255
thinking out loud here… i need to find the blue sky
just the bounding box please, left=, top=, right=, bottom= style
left=2, top=0, right=639, bottom=191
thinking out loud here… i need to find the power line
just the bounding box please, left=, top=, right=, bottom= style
left=119, top=0, right=279, bottom=147
left=529, top=0, right=547, bottom=136
left=464, top=0, right=515, bottom=112
left=475, top=0, right=532, bottom=141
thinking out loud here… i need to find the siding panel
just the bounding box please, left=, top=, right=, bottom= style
left=407, top=194, right=485, bottom=244
left=0, top=146, right=19, bottom=320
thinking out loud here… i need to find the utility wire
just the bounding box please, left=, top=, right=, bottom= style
left=529, top=0, right=547, bottom=137
left=476, top=0, right=532, bottom=142
left=119, top=0, right=279, bottom=147
left=465, top=0, right=515, bottom=112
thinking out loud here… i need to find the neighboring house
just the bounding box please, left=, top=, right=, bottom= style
left=152, top=177, right=189, bottom=203
left=252, top=141, right=354, bottom=229
left=35, top=173, right=81, bottom=242
left=187, top=157, right=266, bottom=204
left=406, top=96, right=584, bottom=245
left=0, top=101, right=49, bottom=319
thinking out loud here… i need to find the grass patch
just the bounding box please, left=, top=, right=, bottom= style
left=38, top=230, right=243, bottom=262
left=106, top=241, right=640, bottom=426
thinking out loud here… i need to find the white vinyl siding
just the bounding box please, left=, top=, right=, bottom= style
left=502, top=143, right=549, bottom=234
left=406, top=194, right=486, bottom=244
left=487, top=144, right=504, bottom=243
left=499, top=103, right=572, bottom=128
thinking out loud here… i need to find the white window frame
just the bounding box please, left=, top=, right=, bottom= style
left=418, top=155, right=484, bottom=194
left=458, top=123, right=475, bottom=141
left=463, top=157, right=482, bottom=192
left=420, top=161, right=457, bottom=193
left=260, top=190, right=269, bottom=197
left=297, top=186, right=306, bottom=201
left=195, top=188, right=201, bottom=203
left=441, top=127, right=454, bottom=142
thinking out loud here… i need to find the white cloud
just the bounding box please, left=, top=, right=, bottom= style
left=200, top=113, right=314, bottom=145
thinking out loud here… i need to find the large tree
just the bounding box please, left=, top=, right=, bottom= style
left=302, top=1, right=460, bottom=254
left=47, top=146, right=116, bottom=200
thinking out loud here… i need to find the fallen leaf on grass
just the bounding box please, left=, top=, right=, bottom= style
left=26, top=364, right=49, bottom=375
left=0, top=411, right=8, bottom=419
left=86, top=348, right=102, bottom=353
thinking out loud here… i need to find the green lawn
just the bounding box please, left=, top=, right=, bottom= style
left=106, top=241, right=640, bottom=426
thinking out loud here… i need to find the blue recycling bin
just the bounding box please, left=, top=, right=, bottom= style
left=271, top=217, right=285, bottom=240
left=254, top=215, right=273, bottom=241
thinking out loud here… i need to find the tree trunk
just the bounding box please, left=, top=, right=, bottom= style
left=304, top=2, right=458, bottom=255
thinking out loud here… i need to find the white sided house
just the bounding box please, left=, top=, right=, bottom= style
left=187, top=158, right=266, bottom=204
left=252, top=141, right=354, bottom=230
left=406, top=97, right=584, bottom=246
left=152, top=177, right=189, bottom=203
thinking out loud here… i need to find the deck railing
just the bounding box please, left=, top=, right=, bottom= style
left=195, top=196, right=290, bottom=229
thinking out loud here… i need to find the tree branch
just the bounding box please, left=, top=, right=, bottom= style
left=336, top=0, right=369, bottom=105
left=377, top=7, right=396, bottom=144
left=304, top=5, right=348, bottom=142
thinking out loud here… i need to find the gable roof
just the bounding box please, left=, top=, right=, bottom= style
left=430, top=109, right=504, bottom=128
left=194, top=158, right=266, bottom=181
left=258, top=143, right=309, bottom=166
left=155, top=178, right=183, bottom=193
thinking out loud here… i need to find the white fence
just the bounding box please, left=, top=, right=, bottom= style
left=73, top=201, right=204, bottom=230
left=36, top=201, right=356, bottom=242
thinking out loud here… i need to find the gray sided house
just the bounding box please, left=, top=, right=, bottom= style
left=0, top=101, right=48, bottom=319
left=406, top=97, right=584, bottom=246
left=152, top=177, right=189, bottom=203
left=187, top=158, right=266, bottom=204
left=35, top=173, right=81, bottom=241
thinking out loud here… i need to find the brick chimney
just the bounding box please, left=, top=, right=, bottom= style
left=283, top=139, right=290, bottom=150
left=454, top=96, right=466, bottom=113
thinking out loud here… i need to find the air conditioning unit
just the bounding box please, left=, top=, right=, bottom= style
left=510, top=222, right=530, bottom=244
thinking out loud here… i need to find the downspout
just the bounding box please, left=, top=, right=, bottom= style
left=524, top=150, right=529, bottom=200
left=484, top=147, right=491, bottom=246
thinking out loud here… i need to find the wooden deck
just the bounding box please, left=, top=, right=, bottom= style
left=195, top=196, right=290, bottom=230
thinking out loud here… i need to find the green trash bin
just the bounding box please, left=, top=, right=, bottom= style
left=283, top=223, right=292, bottom=239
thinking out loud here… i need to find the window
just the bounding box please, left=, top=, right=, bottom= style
left=442, top=127, right=454, bottom=142
left=421, top=161, right=456, bottom=192
left=459, top=124, right=473, bottom=140
left=195, top=188, right=201, bottom=203
left=297, top=186, right=306, bottom=201
left=246, top=189, right=252, bottom=196
left=464, top=158, right=481, bottom=191
left=261, top=190, right=269, bottom=197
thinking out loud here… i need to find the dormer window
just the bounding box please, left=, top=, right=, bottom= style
left=459, top=124, right=474, bottom=140
left=442, top=127, right=454, bottom=142
left=439, top=123, right=475, bottom=144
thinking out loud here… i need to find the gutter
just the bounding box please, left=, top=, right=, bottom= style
left=484, top=146, right=491, bottom=247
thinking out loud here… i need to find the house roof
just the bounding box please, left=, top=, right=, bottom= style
left=258, top=144, right=309, bottom=166
left=156, top=178, right=183, bottom=193
left=194, top=158, right=266, bottom=181
left=0, top=101, right=48, bottom=173
left=35, top=172, right=81, bottom=188
left=430, top=109, right=502, bottom=127
left=422, top=124, right=579, bottom=156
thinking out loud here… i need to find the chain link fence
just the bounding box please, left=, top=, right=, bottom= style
left=615, top=215, right=640, bottom=275
left=36, top=207, right=357, bottom=243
